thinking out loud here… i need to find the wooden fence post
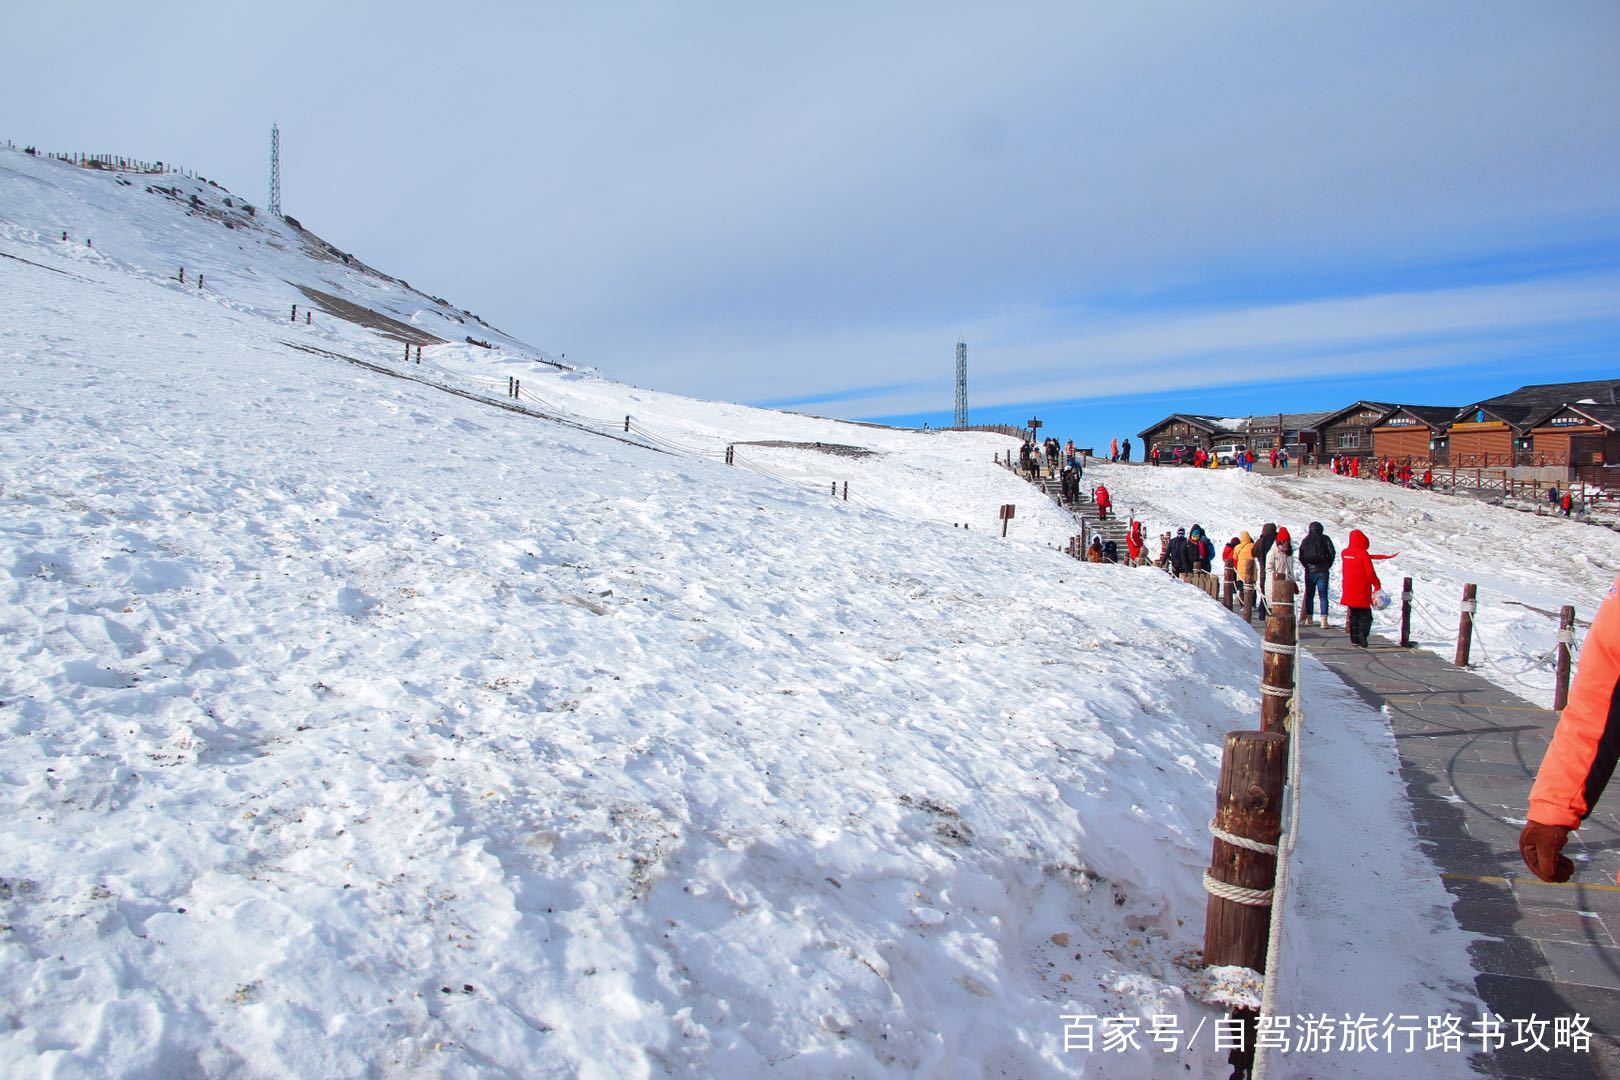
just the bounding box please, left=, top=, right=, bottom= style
left=624, top=415, right=631, bottom=432
left=842, top=481, right=848, bottom=502
left=1261, top=575, right=1297, bottom=735
left=1202, top=730, right=1287, bottom=971
left=1455, top=583, right=1477, bottom=667
left=1242, top=574, right=1256, bottom=623
left=1554, top=605, right=1576, bottom=711
left=1223, top=566, right=1236, bottom=610
left=291, top=303, right=297, bottom=321
left=1400, top=577, right=1414, bottom=648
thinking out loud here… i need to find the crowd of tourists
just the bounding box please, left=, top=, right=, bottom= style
left=1151, top=519, right=1398, bottom=647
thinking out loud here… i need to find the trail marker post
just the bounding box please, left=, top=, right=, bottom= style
left=1455, top=583, right=1477, bottom=668
left=1554, top=605, right=1576, bottom=711
left=1400, top=577, right=1414, bottom=648
left=999, top=504, right=1015, bottom=538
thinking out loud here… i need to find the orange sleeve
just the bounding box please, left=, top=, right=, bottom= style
left=1529, top=580, right=1620, bottom=829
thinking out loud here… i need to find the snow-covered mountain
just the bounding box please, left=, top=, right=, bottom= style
left=0, top=146, right=1476, bottom=1078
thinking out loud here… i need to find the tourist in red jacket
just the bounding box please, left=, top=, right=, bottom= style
left=1094, top=484, right=1112, bottom=520
left=1338, top=529, right=1396, bottom=647
left=1126, top=520, right=1145, bottom=563
left=1522, top=579, right=1620, bottom=882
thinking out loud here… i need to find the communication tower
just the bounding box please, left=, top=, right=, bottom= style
left=954, top=338, right=969, bottom=429
left=268, top=124, right=282, bottom=218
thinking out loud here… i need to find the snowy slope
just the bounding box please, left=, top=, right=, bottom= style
left=1089, top=461, right=1620, bottom=706
left=0, top=147, right=1477, bottom=1078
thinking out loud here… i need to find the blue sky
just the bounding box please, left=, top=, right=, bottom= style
left=3, top=2, right=1616, bottom=450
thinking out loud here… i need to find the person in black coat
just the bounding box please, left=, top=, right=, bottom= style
left=1168, top=528, right=1192, bottom=578
left=1254, top=522, right=1278, bottom=613
left=1298, top=521, right=1337, bottom=628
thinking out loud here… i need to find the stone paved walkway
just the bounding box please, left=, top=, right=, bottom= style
left=1297, top=623, right=1620, bottom=1078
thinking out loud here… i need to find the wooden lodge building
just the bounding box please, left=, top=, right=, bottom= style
left=1134, top=378, right=1620, bottom=476
left=1370, top=406, right=1458, bottom=462
left=1527, top=403, right=1620, bottom=468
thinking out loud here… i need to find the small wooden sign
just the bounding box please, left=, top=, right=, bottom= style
left=999, top=504, right=1015, bottom=519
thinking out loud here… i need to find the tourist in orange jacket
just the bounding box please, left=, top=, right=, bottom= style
left=1522, top=580, right=1620, bottom=882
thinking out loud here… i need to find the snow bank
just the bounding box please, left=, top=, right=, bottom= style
left=0, top=147, right=1478, bottom=1077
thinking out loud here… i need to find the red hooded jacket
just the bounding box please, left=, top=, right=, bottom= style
left=1338, top=529, right=1395, bottom=608
left=1126, top=521, right=1144, bottom=560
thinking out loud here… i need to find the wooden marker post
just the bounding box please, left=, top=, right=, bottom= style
left=1202, top=730, right=1287, bottom=971
left=1242, top=576, right=1256, bottom=623
left=1260, top=575, right=1297, bottom=736
left=624, top=415, right=631, bottom=432
left=1223, top=566, right=1236, bottom=610
left=999, top=504, right=1015, bottom=538
left=842, top=482, right=848, bottom=502
left=1554, top=605, right=1576, bottom=711
left=291, top=303, right=298, bottom=321
left=1400, top=577, right=1414, bottom=648
left=1455, top=583, right=1477, bottom=667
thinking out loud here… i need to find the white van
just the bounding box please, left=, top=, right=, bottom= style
left=1213, top=442, right=1246, bottom=466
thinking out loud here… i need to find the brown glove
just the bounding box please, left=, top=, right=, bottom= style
left=1519, top=821, right=1575, bottom=883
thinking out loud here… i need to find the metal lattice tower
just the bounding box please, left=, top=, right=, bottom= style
left=954, top=338, right=969, bottom=429
left=268, top=124, right=282, bottom=218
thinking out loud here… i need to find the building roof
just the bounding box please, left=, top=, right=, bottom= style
left=1280, top=411, right=1333, bottom=431
left=1526, top=402, right=1620, bottom=432
left=1313, top=400, right=1396, bottom=429
left=1463, top=380, right=1620, bottom=430
left=1135, top=413, right=1242, bottom=440
left=1373, top=405, right=1459, bottom=430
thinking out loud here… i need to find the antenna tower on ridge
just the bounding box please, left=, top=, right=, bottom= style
left=954, top=338, right=969, bottom=429
left=268, top=124, right=282, bottom=218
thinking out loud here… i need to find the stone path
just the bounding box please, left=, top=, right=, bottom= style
left=1297, top=623, right=1620, bottom=1078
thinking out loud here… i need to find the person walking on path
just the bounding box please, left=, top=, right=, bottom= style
left=1338, top=528, right=1395, bottom=647
left=1298, top=521, right=1336, bottom=628
left=1520, top=579, right=1620, bottom=883
left=1087, top=537, right=1106, bottom=562
left=1094, top=483, right=1112, bottom=520
left=1234, top=530, right=1257, bottom=609
left=1121, top=438, right=1132, bottom=462
left=1269, top=526, right=1298, bottom=596
left=1110, top=437, right=1119, bottom=462
left=1562, top=490, right=1574, bottom=517
left=1254, top=523, right=1278, bottom=614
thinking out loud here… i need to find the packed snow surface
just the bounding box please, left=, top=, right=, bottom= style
left=1, top=148, right=1481, bottom=1077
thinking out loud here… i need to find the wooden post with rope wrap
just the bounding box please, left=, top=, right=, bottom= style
left=1554, top=605, right=1576, bottom=711
left=1455, top=583, right=1477, bottom=668
left=1222, top=565, right=1235, bottom=611
left=1202, top=730, right=1287, bottom=972
left=1260, top=573, right=1297, bottom=736
left=1241, top=571, right=1256, bottom=623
